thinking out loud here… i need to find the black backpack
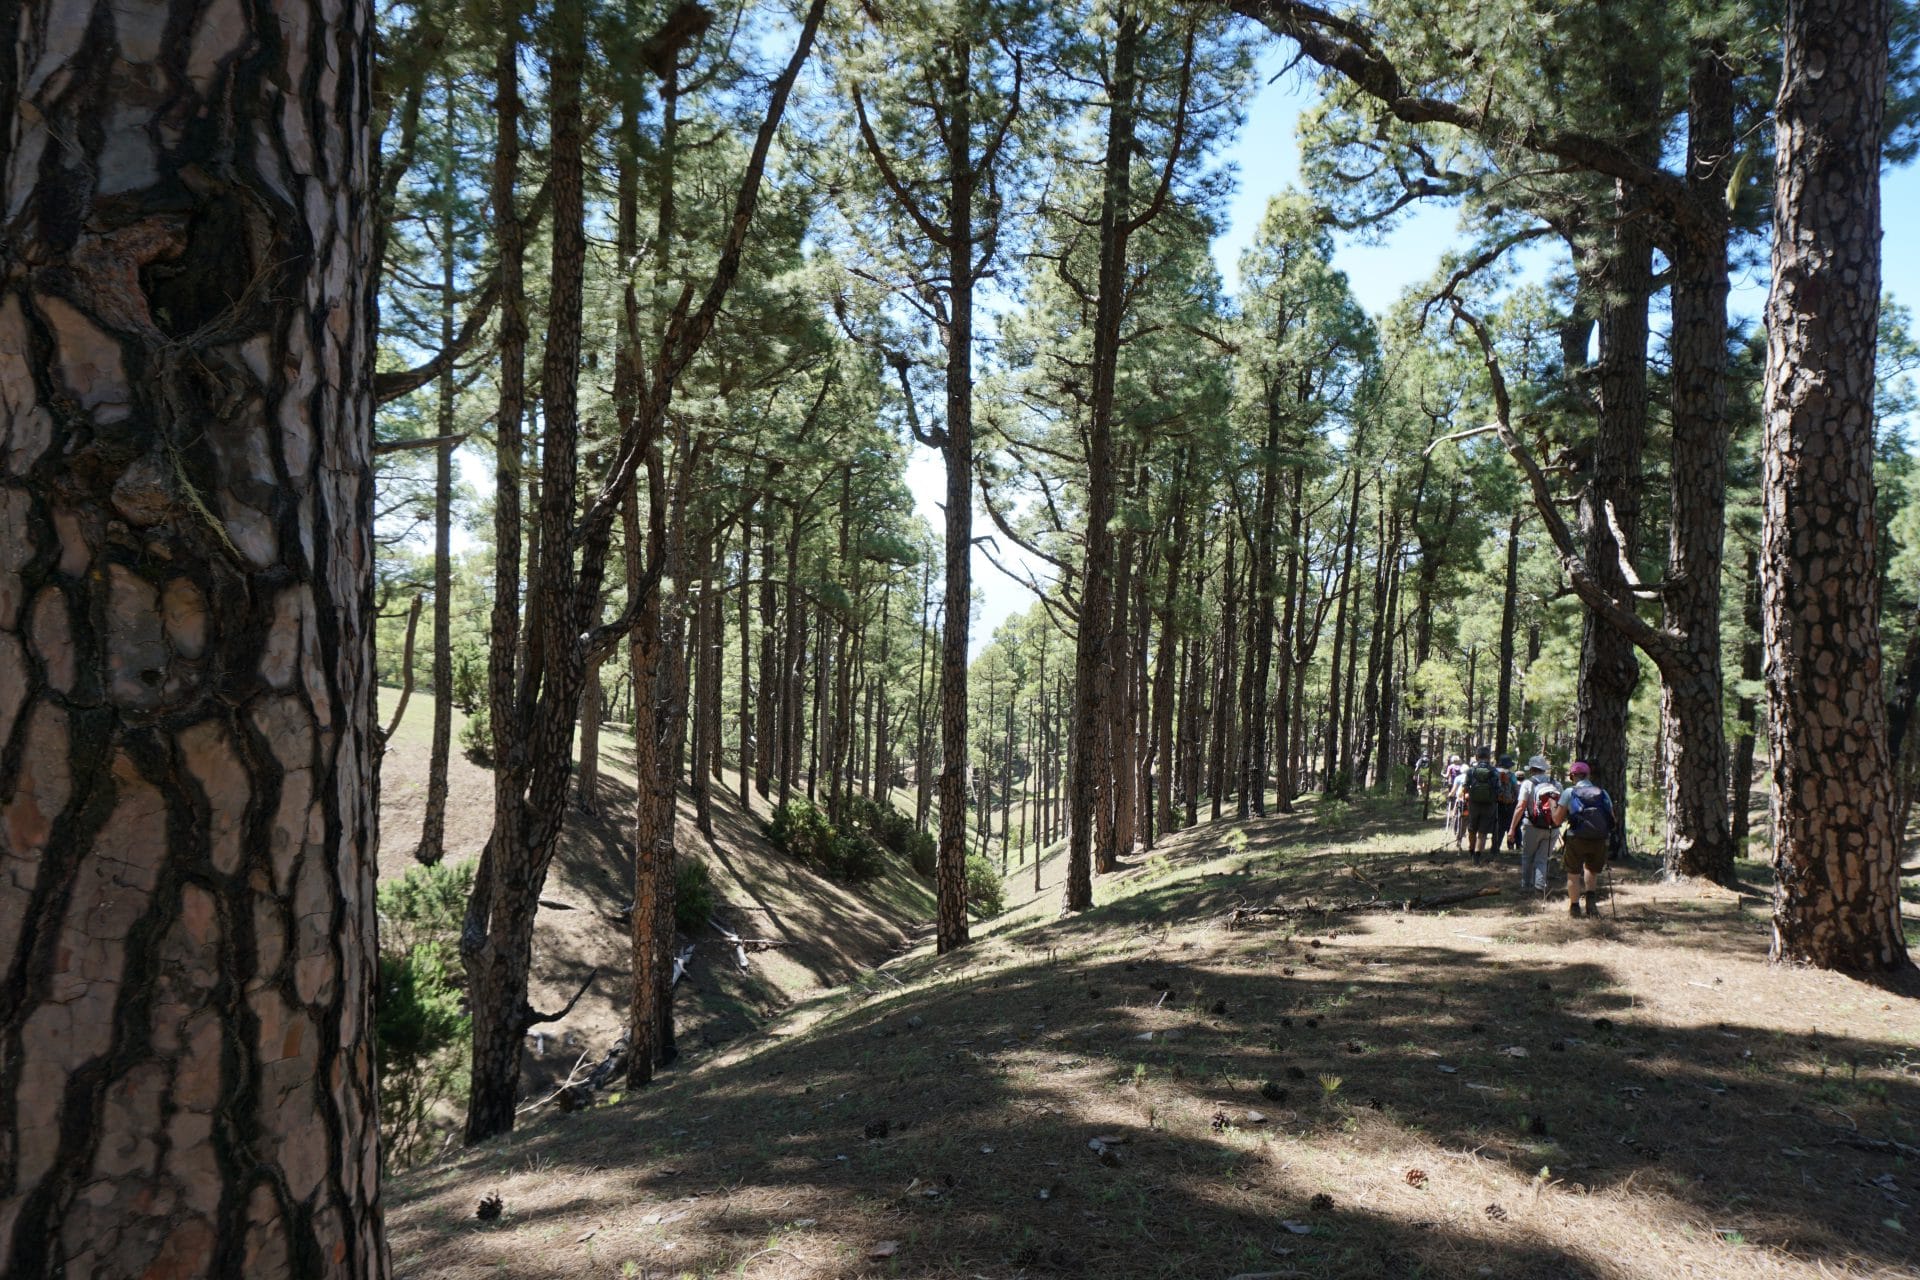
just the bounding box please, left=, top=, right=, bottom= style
left=1464, top=763, right=1497, bottom=803
left=1566, top=782, right=1613, bottom=838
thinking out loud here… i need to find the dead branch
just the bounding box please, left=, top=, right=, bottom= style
left=1225, top=884, right=1501, bottom=927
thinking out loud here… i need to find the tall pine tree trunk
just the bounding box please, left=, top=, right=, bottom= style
left=1729, top=547, right=1761, bottom=850
left=1575, top=190, right=1652, bottom=853
left=930, top=43, right=978, bottom=949
left=1323, top=464, right=1361, bottom=795
left=1065, top=13, right=1140, bottom=910
left=1494, top=508, right=1521, bottom=758
left=1762, top=0, right=1909, bottom=971
left=1657, top=45, right=1735, bottom=883
left=464, top=0, right=589, bottom=1139
left=416, top=152, right=458, bottom=864
left=756, top=519, right=778, bottom=799
left=0, top=0, right=387, bottom=1265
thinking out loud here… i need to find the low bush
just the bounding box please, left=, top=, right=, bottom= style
left=458, top=698, right=493, bottom=764
left=768, top=798, right=837, bottom=865
left=376, top=860, right=474, bottom=1170
left=905, top=828, right=937, bottom=879
left=769, top=798, right=892, bottom=882
left=674, top=858, right=716, bottom=934
left=829, top=830, right=888, bottom=882
left=966, top=853, right=1006, bottom=918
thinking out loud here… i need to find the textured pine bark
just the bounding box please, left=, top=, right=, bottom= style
left=1149, top=462, right=1188, bottom=845
left=0, top=0, right=386, bottom=1269
left=1493, top=509, right=1520, bottom=758
left=934, top=67, right=974, bottom=949
left=1762, top=0, right=1910, bottom=971
left=415, top=177, right=458, bottom=865
left=1574, top=188, right=1651, bottom=855
left=1655, top=44, right=1735, bottom=884
left=1729, top=548, right=1761, bottom=851
left=1106, top=524, right=1138, bottom=863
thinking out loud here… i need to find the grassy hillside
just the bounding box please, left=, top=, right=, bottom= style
left=386, top=794, right=1920, bottom=1280
left=375, top=690, right=939, bottom=1106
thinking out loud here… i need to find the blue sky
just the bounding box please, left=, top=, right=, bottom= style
left=921, top=46, right=1920, bottom=657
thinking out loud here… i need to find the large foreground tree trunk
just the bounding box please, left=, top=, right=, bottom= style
left=0, top=0, right=388, bottom=1269
left=1761, top=0, right=1910, bottom=971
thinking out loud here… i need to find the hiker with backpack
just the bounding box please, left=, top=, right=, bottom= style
left=1494, top=753, right=1520, bottom=847
left=1553, top=761, right=1615, bottom=918
left=1442, top=753, right=1466, bottom=847
left=1507, top=755, right=1561, bottom=892
left=1459, top=746, right=1502, bottom=862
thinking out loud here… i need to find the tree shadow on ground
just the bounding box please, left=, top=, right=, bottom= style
left=393, top=911, right=1920, bottom=1279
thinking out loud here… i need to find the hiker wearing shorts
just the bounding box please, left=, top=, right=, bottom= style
left=1460, top=746, right=1501, bottom=862
left=1508, top=755, right=1560, bottom=893
left=1554, top=761, right=1615, bottom=918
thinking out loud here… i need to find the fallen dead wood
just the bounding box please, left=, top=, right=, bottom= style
left=1225, top=884, right=1501, bottom=928
left=1834, top=1132, right=1920, bottom=1160
left=711, top=919, right=796, bottom=969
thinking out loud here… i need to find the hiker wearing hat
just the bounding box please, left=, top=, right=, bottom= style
left=1507, top=756, right=1561, bottom=893
left=1553, top=761, right=1615, bottom=918
left=1458, top=746, right=1502, bottom=862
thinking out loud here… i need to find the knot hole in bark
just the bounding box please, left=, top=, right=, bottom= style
left=140, top=192, right=264, bottom=339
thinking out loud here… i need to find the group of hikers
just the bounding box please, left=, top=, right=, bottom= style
left=1435, top=747, right=1617, bottom=919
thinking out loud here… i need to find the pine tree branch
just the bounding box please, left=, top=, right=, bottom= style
left=1441, top=296, right=1670, bottom=654
left=1226, top=0, right=1699, bottom=233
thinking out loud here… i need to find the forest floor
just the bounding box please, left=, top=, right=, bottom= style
left=384, top=774, right=1920, bottom=1280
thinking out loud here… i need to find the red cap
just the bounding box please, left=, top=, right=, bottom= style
left=1569, top=761, right=1592, bottom=777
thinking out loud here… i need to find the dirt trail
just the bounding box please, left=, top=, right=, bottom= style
left=387, top=795, right=1920, bottom=1280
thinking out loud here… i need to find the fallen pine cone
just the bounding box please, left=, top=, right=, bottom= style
left=1309, top=1193, right=1335, bottom=1212
left=1484, top=1203, right=1508, bottom=1222
left=863, top=1119, right=890, bottom=1140
left=1405, top=1168, right=1429, bottom=1189
left=475, top=1193, right=504, bottom=1221
left=1210, top=1110, right=1232, bottom=1133
left=1261, top=1081, right=1288, bottom=1102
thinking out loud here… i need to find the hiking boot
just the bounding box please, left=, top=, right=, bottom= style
left=1584, top=891, right=1601, bottom=917
left=1568, top=898, right=1583, bottom=919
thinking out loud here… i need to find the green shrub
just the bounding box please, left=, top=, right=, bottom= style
left=906, top=828, right=937, bottom=879
left=768, top=798, right=891, bottom=882
left=829, top=830, right=888, bottom=882
left=871, top=802, right=920, bottom=854
left=449, top=638, right=488, bottom=714
left=768, top=798, right=837, bottom=865
left=458, top=697, right=492, bottom=763
left=674, top=858, right=716, bottom=933
left=376, top=860, right=474, bottom=1169
left=966, top=853, right=1006, bottom=918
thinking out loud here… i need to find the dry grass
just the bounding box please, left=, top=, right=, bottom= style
left=385, top=794, right=1920, bottom=1279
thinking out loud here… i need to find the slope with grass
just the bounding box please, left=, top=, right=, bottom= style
left=386, top=793, right=1920, bottom=1280
left=376, top=691, right=939, bottom=1106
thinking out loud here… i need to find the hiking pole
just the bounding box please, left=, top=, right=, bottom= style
left=1605, top=855, right=1617, bottom=919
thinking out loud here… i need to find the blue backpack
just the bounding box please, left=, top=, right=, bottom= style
left=1566, top=782, right=1613, bottom=839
